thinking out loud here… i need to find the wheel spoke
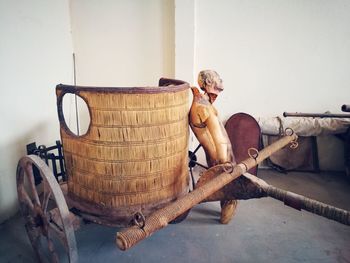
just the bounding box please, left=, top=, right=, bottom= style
left=46, top=233, right=60, bottom=263
left=41, top=181, right=52, bottom=213
left=18, top=187, right=35, bottom=215
left=25, top=163, right=41, bottom=206
left=25, top=225, right=45, bottom=263
left=47, top=207, right=67, bottom=244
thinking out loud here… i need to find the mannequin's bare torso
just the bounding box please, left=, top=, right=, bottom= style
left=189, top=87, right=235, bottom=167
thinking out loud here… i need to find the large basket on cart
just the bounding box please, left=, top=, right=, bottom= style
left=16, top=78, right=190, bottom=262
left=56, top=78, right=190, bottom=226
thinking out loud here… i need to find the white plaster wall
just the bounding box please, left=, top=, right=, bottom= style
left=0, top=0, right=73, bottom=223
left=194, top=0, right=350, bottom=120
left=69, top=0, right=175, bottom=87
left=175, top=0, right=196, bottom=84
left=176, top=0, right=350, bottom=170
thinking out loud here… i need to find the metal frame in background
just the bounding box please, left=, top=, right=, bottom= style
left=26, top=140, right=66, bottom=184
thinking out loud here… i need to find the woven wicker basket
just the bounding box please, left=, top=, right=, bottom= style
left=56, top=78, right=189, bottom=225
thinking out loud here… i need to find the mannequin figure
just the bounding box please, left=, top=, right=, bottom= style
left=189, top=70, right=237, bottom=224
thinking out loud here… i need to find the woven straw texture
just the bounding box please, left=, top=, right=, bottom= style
left=57, top=84, right=189, bottom=211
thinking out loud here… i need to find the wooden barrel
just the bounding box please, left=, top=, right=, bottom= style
left=56, top=78, right=190, bottom=226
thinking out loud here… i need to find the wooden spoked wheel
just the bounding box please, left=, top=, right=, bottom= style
left=16, top=155, right=78, bottom=263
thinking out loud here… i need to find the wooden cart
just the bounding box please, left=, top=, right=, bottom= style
left=16, top=79, right=349, bottom=262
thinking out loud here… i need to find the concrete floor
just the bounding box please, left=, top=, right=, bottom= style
left=1, top=169, right=349, bottom=263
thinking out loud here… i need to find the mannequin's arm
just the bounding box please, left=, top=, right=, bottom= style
left=205, top=115, right=230, bottom=164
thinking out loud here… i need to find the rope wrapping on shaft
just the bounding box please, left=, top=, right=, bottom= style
left=266, top=186, right=350, bottom=225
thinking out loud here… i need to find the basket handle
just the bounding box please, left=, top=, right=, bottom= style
left=56, top=85, right=78, bottom=126
left=56, top=84, right=89, bottom=137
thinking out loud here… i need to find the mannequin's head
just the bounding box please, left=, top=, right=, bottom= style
left=198, top=70, right=223, bottom=103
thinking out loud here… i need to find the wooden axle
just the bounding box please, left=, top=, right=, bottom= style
left=116, top=133, right=298, bottom=251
